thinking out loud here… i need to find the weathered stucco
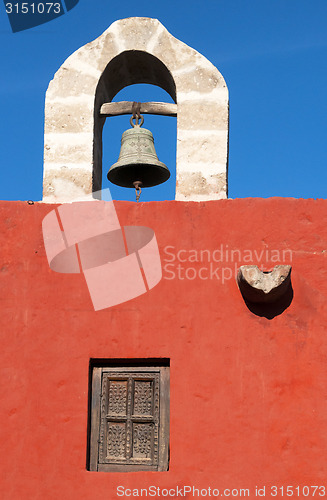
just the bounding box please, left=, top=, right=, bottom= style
left=43, top=17, right=229, bottom=202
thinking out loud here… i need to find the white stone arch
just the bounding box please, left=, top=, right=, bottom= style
left=43, top=17, right=229, bottom=202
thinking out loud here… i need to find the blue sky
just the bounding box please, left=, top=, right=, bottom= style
left=0, top=0, right=326, bottom=201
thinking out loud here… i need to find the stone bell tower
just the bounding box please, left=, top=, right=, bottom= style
left=43, top=17, right=229, bottom=202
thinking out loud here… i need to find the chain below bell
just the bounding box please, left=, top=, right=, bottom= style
left=107, top=115, right=170, bottom=189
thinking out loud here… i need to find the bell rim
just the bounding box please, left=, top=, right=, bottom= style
left=107, top=162, right=170, bottom=188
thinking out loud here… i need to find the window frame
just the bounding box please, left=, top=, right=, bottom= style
left=89, top=364, right=170, bottom=472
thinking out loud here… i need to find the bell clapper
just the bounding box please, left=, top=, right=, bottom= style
left=133, top=181, right=143, bottom=202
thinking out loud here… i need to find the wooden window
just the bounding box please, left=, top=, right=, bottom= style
left=89, top=363, right=169, bottom=472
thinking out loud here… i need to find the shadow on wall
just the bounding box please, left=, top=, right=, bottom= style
left=241, top=285, right=294, bottom=319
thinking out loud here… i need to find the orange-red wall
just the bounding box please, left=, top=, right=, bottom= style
left=1, top=198, right=327, bottom=499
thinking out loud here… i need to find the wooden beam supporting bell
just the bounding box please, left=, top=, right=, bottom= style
left=100, top=101, right=177, bottom=117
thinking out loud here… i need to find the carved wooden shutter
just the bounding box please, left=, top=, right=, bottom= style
left=89, top=365, right=169, bottom=472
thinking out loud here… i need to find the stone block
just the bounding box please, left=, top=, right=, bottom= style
left=44, top=134, right=93, bottom=164
left=151, top=29, right=203, bottom=73
left=43, top=167, right=93, bottom=203
left=177, top=101, right=228, bottom=130
left=177, top=131, right=228, bottom=165
left=80, top=31, right=120, bottom=74
left=115, top=17, right=160, bottom=52
left=46, top=67, right=98, bottom=99
left=175, top=66, right=226, bottom=94
left=176, top=171, right=227, bottom=198
left=45, top=100, right=94, bottom=134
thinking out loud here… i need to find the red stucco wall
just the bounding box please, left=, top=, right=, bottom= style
left=1, top=198, right=327, bottom=499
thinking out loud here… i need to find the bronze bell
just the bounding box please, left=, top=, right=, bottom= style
left=107, top=115, right=170, bottom=190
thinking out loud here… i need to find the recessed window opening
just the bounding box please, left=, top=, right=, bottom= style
left=102, top=84, right=177, bottom=202
left=87, top=358, right=170, bottom=472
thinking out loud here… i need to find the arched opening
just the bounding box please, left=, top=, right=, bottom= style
left=93, top=51, right=177, bottom=200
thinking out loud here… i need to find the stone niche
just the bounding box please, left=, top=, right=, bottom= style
left=43, top=17, right=229, bottom=202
